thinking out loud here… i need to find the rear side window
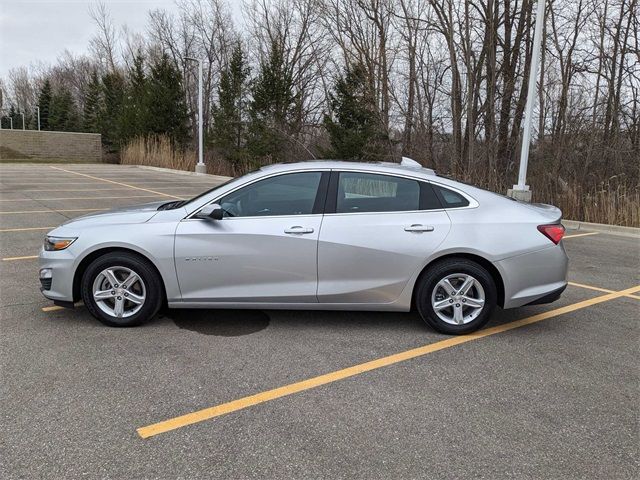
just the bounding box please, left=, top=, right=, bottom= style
left=331, top=172, right=442, bottom=213
left=432, top=185, right=470, bottom=208
left=336, top=172, right=420, bottom=213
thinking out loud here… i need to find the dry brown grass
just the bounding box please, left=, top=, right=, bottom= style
left=534, top=182, right=640, bottom=227
left=120, top=135, right=639, bottom=227
left=120, top=135, right=252, bottom=177
left=120, top=135, right=196, bottom=171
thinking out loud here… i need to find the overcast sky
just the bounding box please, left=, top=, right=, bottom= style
left=0, top=0, right=241, bottom=78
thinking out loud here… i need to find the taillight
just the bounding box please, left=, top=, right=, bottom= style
left=537, top=224, right=565, bottom=244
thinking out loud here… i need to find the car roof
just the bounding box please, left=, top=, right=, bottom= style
left=259, top=160, right=438, bottom=178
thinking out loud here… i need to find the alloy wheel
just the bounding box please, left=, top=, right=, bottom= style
left=92, top=266, right=146, bottom=318
left=430, top=273, right=485, bottom=325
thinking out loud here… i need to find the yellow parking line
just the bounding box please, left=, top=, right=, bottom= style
left=0, top=208, right=106, bottom=214
left=42, top=303, right=83, bottom=312
left=50, top=166, right=184, bottom=200
left=17, top=188, right=138, bottom=192
left=136, top=284, right=640, bottom=439
left=2, top=255, right=38, bottom=261
left=568, top=281, right=640, bottom=300
left=0, top=195, right=161, bottom=202
left=42, top=305, right=65, bottom=312
left=0, top=226, right=53, bottom=232
left=16, top=188, right=201, bottom=192
left=564, top=232, right=599, bottom=239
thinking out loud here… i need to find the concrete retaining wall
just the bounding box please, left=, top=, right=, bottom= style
left=0, top=130, right=102, bottom=161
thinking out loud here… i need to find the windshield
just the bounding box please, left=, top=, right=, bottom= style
left=157, top=177, right=237, bottom=210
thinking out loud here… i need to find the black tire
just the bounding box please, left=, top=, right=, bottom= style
left=415, top=258, right=497, bottom=335
left=81, top=252, right=163, bottom=327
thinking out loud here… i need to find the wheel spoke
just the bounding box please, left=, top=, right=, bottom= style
left=93, top=289, right=115, bottom=302
left=457, top=276, right=474, bottom=295
left=453, top=304, right=464, bottom=324
left=440, top=278, right=457, bottom=296
left=122, top=271, right=140, bottom=289
left=433, top=298, right=452, bottom=311
left=103, top=268, right=119, bottom=287
left=113, top=297, right=125, bottom=317
left=463, top=296, right=485, bottom=308
left=126, top=292, right=144, bottom=305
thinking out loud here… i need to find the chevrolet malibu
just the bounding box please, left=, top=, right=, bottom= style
left=39, top=160, right=568, bottom=334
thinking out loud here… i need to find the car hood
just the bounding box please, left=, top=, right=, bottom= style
left=59, top=200, right=168, bottom=228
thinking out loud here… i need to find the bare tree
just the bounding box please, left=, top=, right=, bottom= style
left=89, top=2, right=118, bottom=72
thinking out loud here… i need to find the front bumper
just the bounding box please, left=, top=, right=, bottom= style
left=497, top=243, right=569, bottom=309
left=39, top=248, right=77, bottom=303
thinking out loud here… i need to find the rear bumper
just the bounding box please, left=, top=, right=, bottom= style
left=524, top=284, right=567, bottom=306
left=497, top=243, right=569, bottom=309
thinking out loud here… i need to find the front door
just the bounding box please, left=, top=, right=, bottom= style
left=174, top=171, right=327, bottom=303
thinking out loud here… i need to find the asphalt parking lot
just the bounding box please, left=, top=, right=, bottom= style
left=1, top=163, right=638, bottom=479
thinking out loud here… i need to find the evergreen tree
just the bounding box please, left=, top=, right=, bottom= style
left=100, top=71, right=125, bottom=151
left=8, top=105, right=19, bottom=129
left=247, top=39, right=297, bottom=159
left=146, top=54, right=189, bottom=145
left=28, top=108, right=39, bottom=130
left=83, top=70, right=102, bottom=133
left=37, top=79, right=52, bottom=130
left=49, top=86, right=80, bottom=131
left=120, top=54, right=149, bottom=141
left=211, top=42, right=250, bottom=168
left=323, top=63, right=382, bottom=161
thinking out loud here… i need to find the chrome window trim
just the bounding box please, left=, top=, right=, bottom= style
left=185, top=166, right=478, bottom=220
left=426, top=180, right=479, bottom=210
left=322, top=209, right=446, bottom=217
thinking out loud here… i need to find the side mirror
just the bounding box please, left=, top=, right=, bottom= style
left=195, top=203, right=224, bottom=220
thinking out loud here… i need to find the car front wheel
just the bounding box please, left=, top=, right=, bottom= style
left=81, top=252, right=162, bottom=327
left=416, top=258, right=497, bottom=334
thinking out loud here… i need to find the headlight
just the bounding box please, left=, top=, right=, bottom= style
left=44, top=236, right=77, bottom=251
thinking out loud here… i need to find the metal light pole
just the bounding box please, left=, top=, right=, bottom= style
left=9, top=117, right=12, bottom=129
left=36, top=106, right=41, bottom=131
left=20, top=112, right=25, bottom=130
left=508, top=0, right=546, bottom=202
left=185, top=57, right=206, bottom=174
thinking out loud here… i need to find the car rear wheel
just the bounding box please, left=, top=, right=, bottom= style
left=81, top=252, right=162, bottom=327
left=416, top=258, right=497, bottom=334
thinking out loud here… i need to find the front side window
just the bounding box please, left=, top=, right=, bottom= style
left=336, top=172, right=421, bottom=213
left=218, top=172, right=323, bottom=217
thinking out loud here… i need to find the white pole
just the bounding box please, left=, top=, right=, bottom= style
left=36, top=106, right=40, bottom=131
left=196, top=59, right=205, bottom=173
left=514, top=0, right=546, bottom=192
left=186, top=57, right=206, bottom=174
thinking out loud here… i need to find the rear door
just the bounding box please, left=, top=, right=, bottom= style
left=317, top=171, right=451, bottom=304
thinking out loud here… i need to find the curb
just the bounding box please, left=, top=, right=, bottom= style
left=563, top=220, right=640, bottom=238
left=136, top=165, right=232, bottom=182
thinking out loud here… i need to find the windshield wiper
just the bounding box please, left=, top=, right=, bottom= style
left=157, top=200, right=186, bottom=210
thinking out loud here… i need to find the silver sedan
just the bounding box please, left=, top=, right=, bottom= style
left=39, top=160, right=568, bottom=334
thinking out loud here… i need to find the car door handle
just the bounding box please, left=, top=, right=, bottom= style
left=404, top=224, right=434, bottom=232
left=284, top=226, right=314, bottom=234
